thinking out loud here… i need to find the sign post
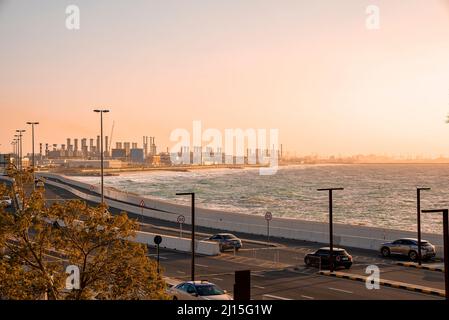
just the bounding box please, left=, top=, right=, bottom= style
left=154, top=235, right=162, bottom=275
left=265, top=211, right=272, bottom=244
left=177, top=215, right=185, bottom=238
left=140, top=199, right=145, bottom=215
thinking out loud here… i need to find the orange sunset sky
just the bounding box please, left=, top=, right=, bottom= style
left=1, top=0, right=449, bottom=157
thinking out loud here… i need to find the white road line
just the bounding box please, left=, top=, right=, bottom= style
left=176, top=271, right=186, bottom=274
left=251, top=273, right=265, bottom=278
left=252, top=285, right=265, bottom=289
left=263, top=294, right=292, bottom=301
left=328, top=287, right=353, bottom=294
left=147, top=255, right=168, bottom=260
left=301, top=295, right=315, bottom=300
left=195, top=263, right=209, bottom=268
left=212, top=277, right=224, bottom=281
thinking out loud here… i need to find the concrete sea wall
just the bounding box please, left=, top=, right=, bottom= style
left=37, top=173, right=445, bottom=256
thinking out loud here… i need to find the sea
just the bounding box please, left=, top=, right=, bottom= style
left=73, top=164, right=449, bottom=234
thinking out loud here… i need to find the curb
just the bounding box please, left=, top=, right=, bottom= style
left=318, top=271, right=445, bottom=298
left=396, top=262, right=444, bottom=272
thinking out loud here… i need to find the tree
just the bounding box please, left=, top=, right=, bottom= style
left=0, top=182, right=168, bottom=300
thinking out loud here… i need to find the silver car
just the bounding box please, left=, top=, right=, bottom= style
left=168, top=280, right=233, bottom=300
left=380, top=238, right=436, bottom=261
left=0, top=196, right=12, bottom=208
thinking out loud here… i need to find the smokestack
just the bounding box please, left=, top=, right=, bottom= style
left=45, top=143, right=49, bottom=156
left=105, top=136, right=109, bottom=156
left=116, top=142, right=122, bottom=149
left=132, top=142, right=137, bottom=149
left=67, top=138, right=71, bottom=151
left=90, top=139, right=94, bottom=152
left=96, top=135, right=100, bottom=153
left=39, top=143, right=43, bottom=156
left=74, top=139, right=79, bottom=152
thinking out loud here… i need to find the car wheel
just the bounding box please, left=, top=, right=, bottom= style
left=381, top=247, right=390, bottom=257
left=408, top=251, right=418, bottom=261
left=219, top=245, right=224, bottom=253
left=344, top=265, right=351, bottom=269
left=304, top=257, right=311, bottom=266
left=235, top=247, right=239, bottom=252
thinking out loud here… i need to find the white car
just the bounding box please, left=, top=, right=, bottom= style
left=0, top=196, right=12, bottom=208
left=168, top=280, right=233, bottom=300
left=35, top=179, right=45, bottom=188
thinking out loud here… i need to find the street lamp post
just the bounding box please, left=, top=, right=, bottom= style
left=417, top=187, right=431, bottom=265
left=27, top=122, right=39, bottom=188
left=176, top=192, right=196, bottom=281
left=16, top=130, right=25, bottom=171
left=421, top=209, right=449, bottom=300
left=317, top=187, right=344, bottom=273
left=93, top=109, right=109, bottom=204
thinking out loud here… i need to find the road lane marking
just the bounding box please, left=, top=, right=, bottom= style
left=328, top=287, right=353, bottom=294
left=195, top=263, right=209, bottom=268
left=212, top=277, right=224, bottom=281
left=301, top=295, right=315, bottom=300
left=263, top=294, right=292, bottom=300
left=252, top=273, right=265, bottom=278
left=176, top=271, right=186, bottom=274
left=147, top=254, right=168, bottom=260
left=253, top=285, right=265, bottom=289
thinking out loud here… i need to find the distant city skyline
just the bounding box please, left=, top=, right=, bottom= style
left=1, top=0, right=449, bottom=156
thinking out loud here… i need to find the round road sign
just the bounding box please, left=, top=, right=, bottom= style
left=154, top=235, right=162, bottom=245
left=177, top=215, right=185, bottom=224
left=265, top=211, right=272, bottom=221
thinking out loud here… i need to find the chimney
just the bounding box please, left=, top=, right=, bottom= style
left=105, top=136, right=109, bottom=156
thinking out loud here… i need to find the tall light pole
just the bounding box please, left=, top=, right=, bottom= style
left=26, top=122, right=39, bottom=169
left=93, top=109, right=109, bottom=204
left=417, top=187, right=431, bottom=265
left=15, top=130, right=25, bottom=171
left=317, top=187, right=344, bottom=273
left=27, top=122, right=39, bottom=186
left=176, top=192, right=196, bottom=281
left=421, top=209, right=449, bottom=300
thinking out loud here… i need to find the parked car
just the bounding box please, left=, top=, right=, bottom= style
left=380, top=238, right=436, bottom=261
left=206, top=233, right=242, bottom=252
left=35, top=179, right=45, bottom=188
left=0, top=196, right=12, bottom=208
left=168, top=280, right=233, bottom=300
left=304, top=247, right=353, bottom=269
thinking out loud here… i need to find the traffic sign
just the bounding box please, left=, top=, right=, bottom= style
left=90, top=185, right=94, bottom=191
left=140, top=200, right=145, bottom=207
left=265, top=211, right=272, bottom=221
left=154, top=235, right=162, bottom=245
left=177, top=215, right=185, bottom=224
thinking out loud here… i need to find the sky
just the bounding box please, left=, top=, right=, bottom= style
left=1, top=0, right=449, bottom=157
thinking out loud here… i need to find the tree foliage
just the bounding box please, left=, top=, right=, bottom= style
left=0, top=182, right=168, bottom=300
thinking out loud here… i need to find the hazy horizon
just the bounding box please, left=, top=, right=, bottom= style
left=1, top=0, right=449, bottom=156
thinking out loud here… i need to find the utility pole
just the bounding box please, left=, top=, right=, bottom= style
left=93, top=109, right=109, bottom=204
left=317, top=187, right=344, bottom=273
left=176, top=192, right=196, bottom=281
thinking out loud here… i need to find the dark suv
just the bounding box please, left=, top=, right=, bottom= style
left=304, top=247, right=353, bottom=270
left=206, top=233, right=242, bottom=252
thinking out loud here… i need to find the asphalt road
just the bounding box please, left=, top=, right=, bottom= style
left=10, top=181, right=446, bottom=300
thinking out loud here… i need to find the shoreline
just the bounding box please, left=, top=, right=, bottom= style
left=45, top=161, right=449, bottom=177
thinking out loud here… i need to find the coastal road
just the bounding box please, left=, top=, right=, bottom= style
left=30, top=182, right=447, bottom=299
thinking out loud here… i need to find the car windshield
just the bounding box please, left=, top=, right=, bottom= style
left=2, top=196, right=10, bottom=200
left=195, top=284, right=225, bottom=296
left=222, top=235, right=236, bottom=240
